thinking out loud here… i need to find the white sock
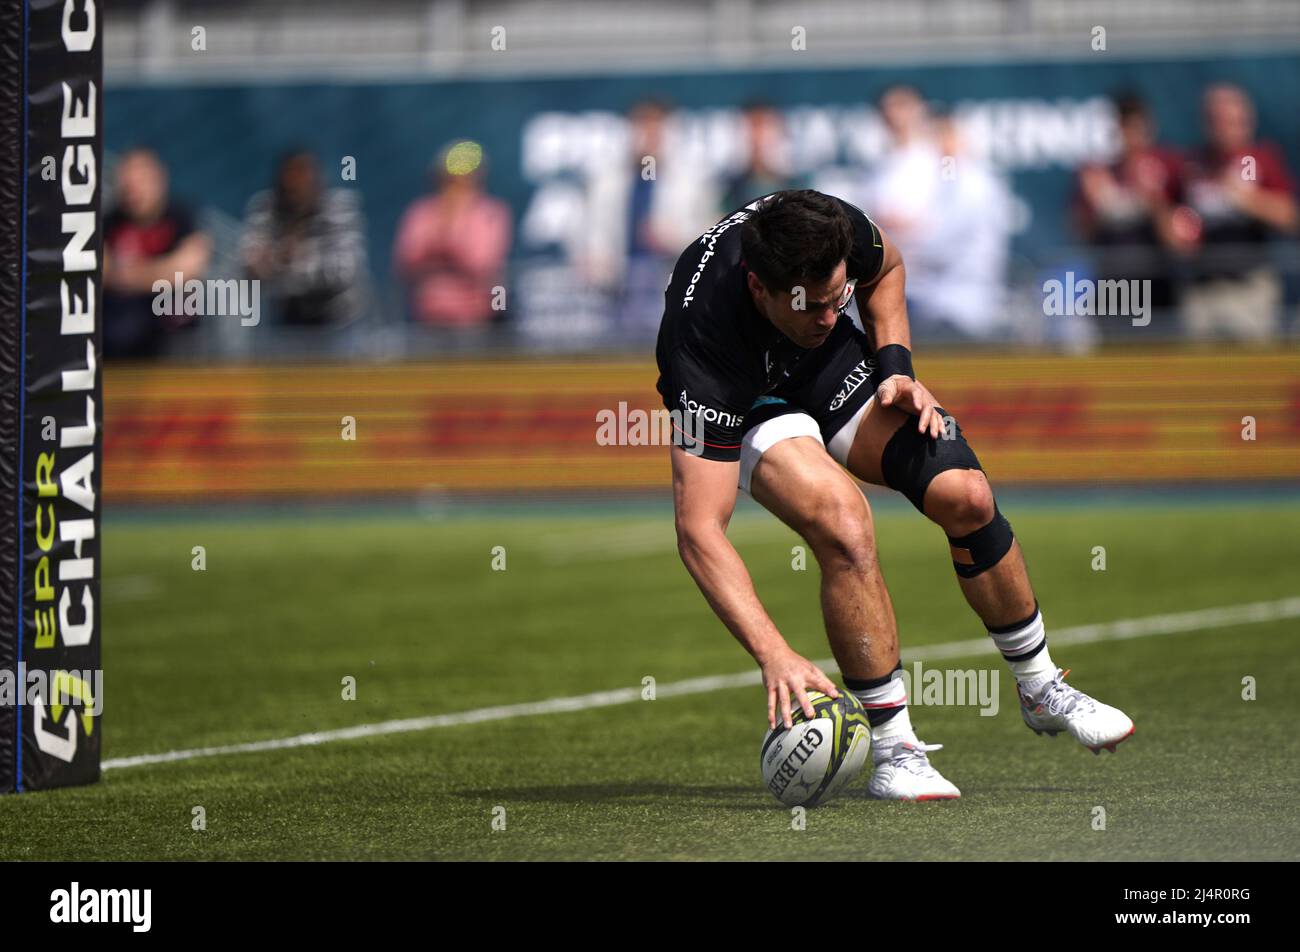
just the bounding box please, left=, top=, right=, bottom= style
left=870, top=708, right=918, bottom=762
left=987, top=606, right=1056, bottom=690
left=848, top=675, right=918, bottom=762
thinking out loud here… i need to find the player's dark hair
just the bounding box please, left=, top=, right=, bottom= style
left=740, top=190, right=854, bottom=293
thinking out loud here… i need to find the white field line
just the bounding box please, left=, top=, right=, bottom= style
left=102, top=596, right=1300, bottom=772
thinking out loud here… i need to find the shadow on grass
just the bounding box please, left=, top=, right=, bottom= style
left=453, top=781, right=787, bottom=810
left=454, top=780, right=1006, bottom=812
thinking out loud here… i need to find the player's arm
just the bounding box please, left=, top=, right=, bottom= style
left=671, top=446, right=839, bottom=728
left=854, top=224, right=944, bottom=439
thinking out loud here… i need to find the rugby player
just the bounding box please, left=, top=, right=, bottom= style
left=657, top=190, right=1134, bottom=800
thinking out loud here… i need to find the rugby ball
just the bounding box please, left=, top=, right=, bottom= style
left=760, top=690, right=872, bottom=807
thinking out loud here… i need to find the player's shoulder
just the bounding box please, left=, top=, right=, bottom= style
left=826, top=193, right=885, bottom=282
left=667, top=197, right=770, bottom=310
left=658, top=201, right=770, bottom=389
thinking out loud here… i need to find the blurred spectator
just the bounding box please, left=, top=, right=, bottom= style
left=583, top=100, right=716, bottom=335
left=102, top=148, right=211, bottom=359
left=904, top=111, right=1016, bottom=340
left=241, top=149, right=368, bottom=327
left=393, top=140, right=512, bottom=327
left=1073, top=93, right=1182, bottom=316
left=720, top=101, right=797, bottom=212
left=862, top=86, right=942, bottom=250
left=863, top=90, right=1015, bottom=341
left=1172, top=84, right=1298, bottom=341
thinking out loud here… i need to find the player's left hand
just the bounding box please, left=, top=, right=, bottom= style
left=876, top=374, right=944, bottom=439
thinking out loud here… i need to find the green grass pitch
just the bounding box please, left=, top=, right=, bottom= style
left=2, top=493, right=1297, bottom=861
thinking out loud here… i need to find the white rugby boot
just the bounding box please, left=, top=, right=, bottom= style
left=1018, top=668, right=1135, bottom=754
left=866, top=740, right=961, bottom=801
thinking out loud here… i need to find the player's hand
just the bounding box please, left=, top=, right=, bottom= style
left=877, top=374, right=944, bottom=439
left=758, top=646, right=840, bottom=730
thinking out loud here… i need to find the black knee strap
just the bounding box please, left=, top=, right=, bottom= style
left=880, top=408, right=983, bottom=512
left=947, top=505, right=1014, bottom=578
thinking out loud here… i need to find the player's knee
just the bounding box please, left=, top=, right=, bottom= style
left=925, top=470, right=996, bottom=537
left=804, top=488, right=876, bottom=573
left=880, top=411, right=984, bottom=516
left=945, top=499, right=1015, bottom=579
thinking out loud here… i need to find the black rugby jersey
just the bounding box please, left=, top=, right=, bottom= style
left=654, top=192, right=885, bottom=461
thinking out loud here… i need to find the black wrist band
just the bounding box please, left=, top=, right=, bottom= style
left=875, top=343, right=914, bottom=381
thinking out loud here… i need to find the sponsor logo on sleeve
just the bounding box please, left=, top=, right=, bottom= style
left=681, top=211, right=750, bottom=307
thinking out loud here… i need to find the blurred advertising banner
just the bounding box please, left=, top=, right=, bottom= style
left=103, top=352, right=1299, bottom=501
left=106, top=52, right=1300, bottom=348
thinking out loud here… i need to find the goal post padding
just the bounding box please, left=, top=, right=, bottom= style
left=1, top=0, right=102, bottom=793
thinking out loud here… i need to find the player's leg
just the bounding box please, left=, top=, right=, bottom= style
left=746, top=431, right=897, bottom=683
left=742, top=413, right=959, bottom=799
left=837, top=399, right=1034, bottom=627
left=834, top=396, right=1135, bottom=754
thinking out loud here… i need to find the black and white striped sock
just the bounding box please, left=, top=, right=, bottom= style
left=987, top=603, right=1056, bottom=692
left=845, top=665, right=918, bottom=759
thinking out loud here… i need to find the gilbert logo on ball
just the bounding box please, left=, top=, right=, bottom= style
left=760, top=691, right=871, bottom=807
